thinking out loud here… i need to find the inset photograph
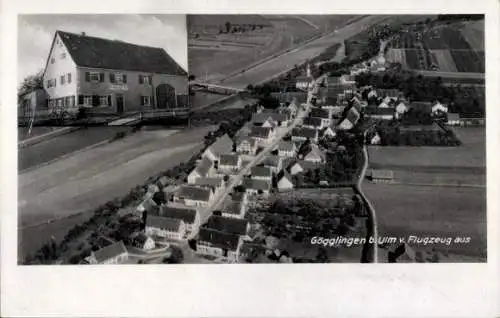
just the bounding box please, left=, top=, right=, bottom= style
left=17, top=14, right=189, bottom=127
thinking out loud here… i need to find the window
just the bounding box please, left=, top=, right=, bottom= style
left=60, top=52, right=66, bottom=59
left=83, top=95, right=92, bottom=106
left=110, top=73, right=127, bottom=84
left=99, top=96, right=110, bottom=106
left=67, top=73, right=72, bottom=84
left=50, top=58, right=55, bottom=64
left=47, top=79, right=57, bottom=88
left=86, top=72, right=104, bottom=82
left=60, top=75, right=65, bottom=85
left=139, top=75, right=152, bottom=84
left=65, top=96, right=75, bottom=107
left=56, top=99, right=63, bottom=107
left=141, top=96, right=151, bottom=106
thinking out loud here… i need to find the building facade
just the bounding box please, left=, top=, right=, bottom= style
left=42, top=31, right=188, bottom=116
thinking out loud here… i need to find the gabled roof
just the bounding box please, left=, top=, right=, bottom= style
left=277, top=169, right=293, bottom=183
left=138, top=197, right=160, bottom=215
left=92, top=241, right=127, bottom=263
left=364, top=106, right=394, bottom=116
left=243, top=178, right=271, bottom=191
left=206, top=134, right=233, bottom=157
left=198, top=228, right=240, bottom=251
left=345, top=107, right=361, bottom=123
left=288, top=159, right=321, bottom=172
left=261, top=155, right=281, bottom=168
left=249, top=126, right=272, bottom=138
left=146, top=215, right=182, bottom=232
left=204, top=215, right=249, bottom=236
left=56, top=31, right=187, bottom=75
left=251, top=166, right=272, bottom=178
left=224, top=200, right=244, bottom=215
left=161, top=205, right=198, bottom=224
left=310, top=108, right=330, bottom=119
left=409, top=101, right=433, bottom=112
left=302, top=143, right=324, bottom=160
left=194, top=177, right=224, bottom=188
left=219, top=153, right=240, bottom=167
left=236, top=137, right=256, bottom=148
left=292, top=127, right=318, bottom=139
left=231, top=191, right=247, bottom=202
left=303, top=117, right=323, bottom=127
left=176, top=185, right=212, bottom=202
left=251, top=112, right=274, bottom=124
left=194, top=157, right=213, bottom=176
left=278, top=140, right=296, bottom=152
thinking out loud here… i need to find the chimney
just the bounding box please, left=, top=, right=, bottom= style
left=81, top=32, right=86, bottom=36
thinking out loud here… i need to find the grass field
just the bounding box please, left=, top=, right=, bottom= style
left=460, top=20, right=484, bottom=51
left=369, top=127, right=485, bottom=170
left=364, top=182, right=486, bottom=260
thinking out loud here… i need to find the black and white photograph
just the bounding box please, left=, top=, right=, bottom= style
left=17, top=13, right=487, bottom=266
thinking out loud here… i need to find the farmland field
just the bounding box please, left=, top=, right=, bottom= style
left=364, top=183, right=486, bottom=260
left=188, top=15, right=366, bottom=84
left=387, top=19, right=484, bottom=73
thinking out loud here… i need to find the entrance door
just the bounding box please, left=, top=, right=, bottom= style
left=156, top=84, right=176, bottom=109
left=116, top=94, right=124, bottom=113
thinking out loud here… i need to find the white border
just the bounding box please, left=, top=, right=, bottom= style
left=2, top=0, right=499, bottom=317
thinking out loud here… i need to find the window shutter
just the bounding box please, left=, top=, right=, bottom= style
left=148, top=75, right=153, bottom=84
left=78, top=95, right=84, bottom=105
left=110, top=73, right=115, bottom=83
left=68, top=73, right=72, bottom=83
left=123, top=74, right=127, bottom=83
left=139, top=75, right=143, bottom=84
left=100, top=73, right=105, bottom=82
left=108, top=95, right=111, bottom=106
left=85, top=72, right=90, bottom=82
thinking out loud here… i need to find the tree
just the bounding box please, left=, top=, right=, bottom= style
left=188, top=74, right=196, bottom=81
left=18, top=69, right=43, bottom=97
left=225, top=21, right=231, bottom=33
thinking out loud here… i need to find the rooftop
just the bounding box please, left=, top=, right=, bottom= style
left=204, top=215, right=249, bottom=236
left=161, top=205, right=198, bottom=224
left=176, top=185, right=212, bottom=202
left=146, top=215, right=182, bottom=232
left=243, top=178, right=271, bottom=191
left=198, top=228, right=240, bottom=251
left=251, top=166, right=272, bottom=178
left=92, top=241, right=127, bottom=263
left=219, top=153, right=240, bottom=167
left=56, top=30, right=187, bottom=75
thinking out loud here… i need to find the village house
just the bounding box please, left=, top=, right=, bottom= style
left=337, top=107, right=360, bottom=130
left=243, top=178, right=271, bottom=195
left=249, top=126, right=275, bottom=146
left=87, top=241, right=129, bottom=265
left=395, top=101, right=409, bottom=119
left=187, top=157, right=214, bottom=184
left=251, top=113, right=276, bottom=128
left=367, top=169, right=394, bottom=183
left=446, top=113, right=460, bottom=126
left=299, top=143, right=326, bottom=164
left=340, top=74, right=356, bottom=86
left=287, top=160, right=321, bottom=176
left=432, top=101, right=448, bottom=115
left=136, top=196, right=160, bottom=216
left=364, top=106, right=395, bottom=121
left=193, top=177, right=225, bottom=195
left=234, top=122, right=253, bottom=144
left=202, top=134, right=234, bottom=166
left=203, top=215, right=250, bottom=237
left=173, top=185, right=213, bottom=207
left=295, top=73, right=313, bottom=91
left=196, top=228, right=243, bottom=263
left=277, top=140, right=297, bottom=158
left=18, top=89, right=49, bottom=119
left=130, top=232, right=156, bottom=251
left=261, top=155, right=283, bottom=174
left=145, top=215, right=186, bottom=240
left=283, top=99, right=299, bottom=118
left=161, top=205, right=200, bottom=234
left=218, top=154, right=242, bottom=174
left=251, top=166, right=273, bottom=181
left=291, top=127, right=319, bottom=143
left=370, top=132, right=382, bottom=145
left=302, top=117, right=323, bottom=130
left=320, top=125, right=336, bottom=139
left=236, top=137, right=257, bottom=155
left=276, top=169, right=294, bottom=191
left=222, top=199, right=247, bottom=219
left=42, top=30, right=188, bottom=116
left=378, top=101, right=390, bottom=108
left=231, top=191, right=248, bottom=205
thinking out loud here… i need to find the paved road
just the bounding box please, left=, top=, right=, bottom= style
left=356, top=131, right=379, bottom=263
left=221, top=15, right=389, bottom=89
